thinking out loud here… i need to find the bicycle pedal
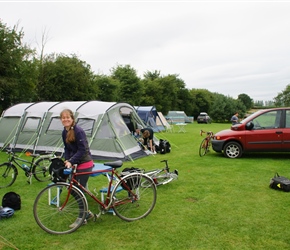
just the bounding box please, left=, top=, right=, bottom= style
left=174, top=170, right=179, bottom=176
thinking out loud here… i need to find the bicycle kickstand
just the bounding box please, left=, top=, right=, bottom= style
left=27, top=174, right=33, bottom=185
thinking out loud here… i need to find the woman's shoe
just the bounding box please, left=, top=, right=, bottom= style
left=69, top=218, right=87, bottom=228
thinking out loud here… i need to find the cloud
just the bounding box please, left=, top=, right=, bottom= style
left=1, top=1, right=290, bottom=102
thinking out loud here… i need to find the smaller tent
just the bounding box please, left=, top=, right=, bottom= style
left=157, top=112, right=172, bottom=131
left=166, top=111, right=193, bottom=124
left=135, top=106, right=166, bottom=132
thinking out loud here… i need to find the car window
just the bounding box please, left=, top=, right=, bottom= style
left=252, top=110, right=281, bottom=129
left=286, top=110, right=290, bottom=128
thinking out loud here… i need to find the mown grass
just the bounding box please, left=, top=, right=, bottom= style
left=1, top=123, right=290, bottom=249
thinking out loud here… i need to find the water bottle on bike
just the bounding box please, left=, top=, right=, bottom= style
left=21, top=164, right=30, bottom=171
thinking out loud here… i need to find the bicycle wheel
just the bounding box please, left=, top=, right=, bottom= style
left=199, top=138, right=208, bottom=157
left=207, top=139, right=212, bottom=152
left=33, top=157, right=52, bottom=182
left=33, top=183, right=88, bottom=235
left=153, top=171, right=178, bottom=186
left=112, top=173, right=157, bottom=221
left=0, top=163, right=18, bottom=188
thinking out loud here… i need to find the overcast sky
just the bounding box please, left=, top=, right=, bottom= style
left=1, top=0, right=290, bottom=102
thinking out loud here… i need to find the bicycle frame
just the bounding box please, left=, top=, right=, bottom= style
left=58, top=167, right=139, bottom=212
left=6, top=150, right=54, bottom=173
left=8, top=152, right=37, bottom=173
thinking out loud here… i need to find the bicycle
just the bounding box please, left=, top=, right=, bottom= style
left=199, top=130, right=214, bottom=157
left=0, top=149, right=55, bottom=188
left=33, top=160, right=157, bottom=235
left=142, top=160, right=178, bottom=186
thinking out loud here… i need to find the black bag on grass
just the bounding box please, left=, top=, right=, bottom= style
left=156, top=139, right=171, bottom=154
left=2, top=192, right=21, bottom=210
left=269, top=173, right=290, bottom=192
left=120, top=167, right=143, bottom=190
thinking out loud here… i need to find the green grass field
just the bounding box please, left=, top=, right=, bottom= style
left=1, top=123, right=290, bottom=250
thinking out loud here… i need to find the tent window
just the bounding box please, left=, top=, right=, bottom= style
left=47, top=117, right=63, bottom=132
left=99, top=119, right=114, bottom=138
left=22, top=117, right=40, bottom=132
left=77, top=118, right=94, bottom=137
left=110, top=112, right=129, bottom=136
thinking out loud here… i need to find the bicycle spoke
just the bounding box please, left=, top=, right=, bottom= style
left=33, top=183, right=88, bottom=234
left=33, top=157, right=52, bottom=182
left=113, top=174, right=157, bottom=221
left=199, top=138, right=208, bottom=157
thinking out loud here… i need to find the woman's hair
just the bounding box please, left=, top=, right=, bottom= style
left=142, top=130, right=150, bottom=138
left=60, top=109, right=76, bottom=143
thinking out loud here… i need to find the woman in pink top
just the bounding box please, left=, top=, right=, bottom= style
left=60, top=109, right=94, bottom=228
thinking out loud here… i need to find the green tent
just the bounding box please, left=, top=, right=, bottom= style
left=0, top=101, right=155, bottom=161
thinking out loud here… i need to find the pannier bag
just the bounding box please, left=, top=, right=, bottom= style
left=2, top=192, right=21, bottom=210
left=49, top=158, right=68, bottom=183
left=156, top=139, right=171, bottom=154
left=120, top=167, right=143, bottom=190
left=269, top=173, right=290, bottom=192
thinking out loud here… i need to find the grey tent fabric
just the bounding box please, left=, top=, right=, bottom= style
left=0, top=103, right=34, bottom=149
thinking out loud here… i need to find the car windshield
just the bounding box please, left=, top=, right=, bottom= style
left=239, top=110, right=265, bottom=124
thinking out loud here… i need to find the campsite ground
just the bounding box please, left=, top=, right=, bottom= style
left=1, top=122, right=290, bottom=249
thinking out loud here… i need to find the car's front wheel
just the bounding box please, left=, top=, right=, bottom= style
left=223, top=141, right=242, bottom=158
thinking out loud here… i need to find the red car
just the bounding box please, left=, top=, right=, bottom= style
left=212, top=108, right=290, bottom=158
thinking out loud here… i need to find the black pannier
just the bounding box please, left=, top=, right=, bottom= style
left=120, top=167, right=143, bottom=190
left=156, top=139, right=171, bottom=154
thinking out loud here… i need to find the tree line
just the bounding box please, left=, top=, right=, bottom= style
left=0, top=20, right=286, bottom=122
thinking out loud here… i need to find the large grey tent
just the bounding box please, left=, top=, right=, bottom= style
left=0, top=101, right=156, bottom=161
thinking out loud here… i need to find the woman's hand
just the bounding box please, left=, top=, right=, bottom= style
left=64, top=160, right=72, bottom=168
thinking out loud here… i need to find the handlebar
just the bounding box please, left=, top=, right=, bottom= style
left=51, top=166, right=70, bottom=183
left=200, top=130, right=214, bottom=137
left=5, top=148, right=43, bottom=158
left=160, top=160, right=169, bottom=170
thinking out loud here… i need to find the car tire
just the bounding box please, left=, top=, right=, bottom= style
left=223, top=141, right=242, bottom=158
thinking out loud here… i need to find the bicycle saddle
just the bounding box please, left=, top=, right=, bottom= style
left=104, top=160, right=123, bottom=168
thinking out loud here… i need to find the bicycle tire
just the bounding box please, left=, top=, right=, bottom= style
left=33, top=182, right=88, bottom=235
left=33, top=156, right=52, bottom=182
left=0, top=163, right=18, bottom=188
left=199, top=138, right=208, bottom=157
left=153, top=172, right=178, bottom=186
left=112, top=173, right=157, bottom=222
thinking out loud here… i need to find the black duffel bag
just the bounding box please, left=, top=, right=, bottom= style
left=269, top=173, right=290, bottom=192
